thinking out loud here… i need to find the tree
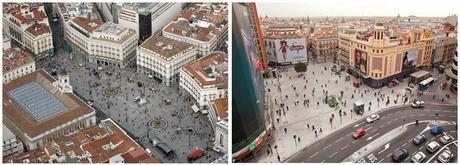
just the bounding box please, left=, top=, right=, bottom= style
left=294, top=62, right=307, bottom=73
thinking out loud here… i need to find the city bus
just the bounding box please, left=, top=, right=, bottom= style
left=418, top=77, right=437, bottom=91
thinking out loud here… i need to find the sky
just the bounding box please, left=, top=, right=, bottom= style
left=256, top=0, right=459, bottom=17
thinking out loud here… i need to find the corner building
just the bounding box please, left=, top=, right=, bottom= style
left=339, top=23, right=434, bottom=88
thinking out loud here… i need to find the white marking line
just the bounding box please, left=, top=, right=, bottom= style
left=379, top=125, right=385, bottom=129
left=418, top=146, right=424, bottom=151
left=324, top=144, right=331, bottom=150
left=308, top=151, right=319, bottom=159
left=377, top=158, right=385, bottom=163
left=352, top=139, right=359, bottom=143
left=329, top=151, right=338, bottom=158
left=337, top=137, right=344, bottom=142
left=386, top=153, right=392, bottom=158
left=386, top=121, right=392, bottom=125
left=321, top=160, right=326, bottom=163
left=341, top=144, right=349, bottom=151
left=402, top=142, right=407, bottom=147
left=404, top=155, right=411, bottom=162
left=365, top=126, right=373, bottom=131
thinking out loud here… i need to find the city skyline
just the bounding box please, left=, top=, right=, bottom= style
left=257, top=0, right=458, bottom=17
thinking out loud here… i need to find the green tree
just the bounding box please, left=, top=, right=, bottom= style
left=294, top=62, right=307, bottom=73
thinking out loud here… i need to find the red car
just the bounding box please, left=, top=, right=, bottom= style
left=187, top=148, right=205, bottom=162
left=352, top=128, right=366, bottom=139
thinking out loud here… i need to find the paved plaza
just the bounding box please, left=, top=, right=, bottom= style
left=36, top=50, right=223, bottom=163
left=250, top=62, right=457, bottom=163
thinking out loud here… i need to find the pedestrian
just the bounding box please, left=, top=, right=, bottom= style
left=284, top=128, right=287, bottom=133
left=312, top=125, right=315, bottom=130
left=320, top=128, right=322, bottom=133
left=307, top=124, right=310, bottom=128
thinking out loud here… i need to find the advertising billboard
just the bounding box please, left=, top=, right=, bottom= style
left=354, top=49, right=367, bottom=73
left=402, top=49, right=419, bottom=70
left=269, top=37, right=307, bottom=64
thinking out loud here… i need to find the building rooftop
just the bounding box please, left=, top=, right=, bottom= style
left=71, top=17, right=103, bottom=33
left=4, top=3, right=47, bottom=26
left=57, top=3, right=100, bottom=23
left=139, top=35, right=195, bottom=60
left=3, top=119, right=159, bottom=163
left=3, top=69, right=94, bottom=138
left=183, top=51, right=228, bottom=88
left=2, top=43, right=34, bottom=73
left=25, top=23, right=51, bottom=37
left=92, top=22, right=137, bottom=44
left=211, top=98, right=228, bottom=121
left=163, top=20, right=216, bottom=42
left=120, top=3, right=158, bottom=15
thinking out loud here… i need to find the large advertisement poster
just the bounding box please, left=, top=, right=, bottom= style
left=402, top=49, right=419, bottom=70
left=270, top=38, right=307, bottom=64
left=354, top=49, right=367, bottom=73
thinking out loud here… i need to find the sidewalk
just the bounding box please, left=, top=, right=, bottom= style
left=252, top=62, right=457, bottom=163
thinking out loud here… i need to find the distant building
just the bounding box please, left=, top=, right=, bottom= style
left=150, top=3, right=184, bottom=35
left=3, top=119, right=159, bottom=163
left=207, top=98, right=228, bottom=153
left=65, top=17, right=138, bottom=67
left=2, top=36, right=36, bottom=83
left=179, top=51, right=228, bottom=112
left=3, top=124, right=24, bottom=157
left=265, top=24, right=308, bottom=64
left=433, top=32, right=457, bottom=67
left=311, top=27, right=338, bottom=63
left=3, top=3, right=54, bottom=60
left=3, top=69, right=96, bottom=150
left=162, top=3, right=228, bottom=57
left=338, top=23, right=434, bottom=88
left=137, top=35, right=198, bottom=86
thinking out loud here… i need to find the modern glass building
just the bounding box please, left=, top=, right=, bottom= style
left=232, top=3, right=268, bottom=162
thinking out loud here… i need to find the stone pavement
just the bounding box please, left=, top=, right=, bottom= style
left=250, top=62, right=457, bottom=163
left=36, top=50, right=223, bottom=163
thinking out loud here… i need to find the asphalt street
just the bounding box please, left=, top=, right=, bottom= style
left=286, top=104, right=457, bottom=163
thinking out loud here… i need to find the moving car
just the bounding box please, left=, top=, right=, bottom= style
left=187, top=148, right=205, bottom=162
left=134, top=96, right=141, bottom=102
left=426, top=141, right=440, bottom=153
left=411, top=151, right=426, bottom=163
left=411, top=100, right=425, bottom=108
left=366, top=114, right=380, bottom=123
left=392, top=148, right=409, bottom=162
left=439, top=134, right=454, bottom=144
left=438, top=149, right=453, bottom=163
left=413, top=134, right=427, bottom=145
left=352, top=128, right=366, bottom=139
left=431, top=126, right=445, bottom=135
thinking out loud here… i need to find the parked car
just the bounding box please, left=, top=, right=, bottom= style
left=148, top=74, right=153, bottom=79
left=438, top=148, right=453, bottom=163
left=411, top=151, right=426, bottom=163
left=426, top=141, right=440, bottom=153
left=392, top=148, right=409, bottom=162
left=187, top=148, right=205, bottom=162
left=366, top=114, right=380, bottom=123
left=352, top=128, right=366, bottom=139
left=411, top=100, right=425, bottom=108
left=387, top=79, right=399, bottom=87
left=413, top=134, right=427, bottom=145
left=439, top=135, right=454, bottom=144
left=431, top=126, right=445, bottom=135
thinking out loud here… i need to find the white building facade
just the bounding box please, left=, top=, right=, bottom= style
left=137, top=35, right=198, bottom=86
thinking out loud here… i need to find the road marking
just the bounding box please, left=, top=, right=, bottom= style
left=377, top=158, right=385, bottom=163
left=324, top=144, right=331, bottom=150
left=321, top=160, right=326, bottom=163
left=379, top=125, right=385, bottom=129
left=341, top=144, right=349, bottom=151
left=308, top=151, right=319, bottom=159
left=387, top=121, right=392, bottom=125
left=418, top=146, right=424, bottom=151
left=365, top=126, right=373, bottom=131
left=402, top=142, right=407, bottom=147
left=386, top=153, right=392, bottom=158
left=408, top=139, right=412, bottom=143
left=404, top=155, right=411, bottom=162
left=352, top=139, right=359, bottom=143
left=337, top=137, right=344, bottom=142
left=329, top=151, right=338, bottom=158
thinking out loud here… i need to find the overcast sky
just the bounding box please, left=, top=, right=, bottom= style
left=256, top=0, right=458, bottom=17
